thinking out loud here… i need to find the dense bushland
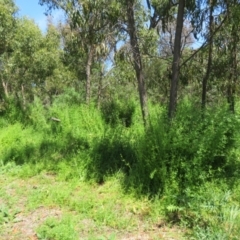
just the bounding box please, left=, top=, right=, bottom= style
left=1, top=92, right=240, bottom=238
left=2, top=0, right=240, bottom=238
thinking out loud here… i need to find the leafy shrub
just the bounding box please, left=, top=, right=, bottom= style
left=1, top=97, right=26, bottom=123
left=100, top=99, right=135, bottom=127
left=86, top=126, right=137, bottom=183
left=123, top=100, right=240, bottom=196
left=0, top=123, right=42, bottom=164
left=0, top=101, right=105, bottom=178
left=52, top=87, right=84, bottom=106
left=188, top=182, right=240, bottom=239
left=1, top=97, right=240, bottom=238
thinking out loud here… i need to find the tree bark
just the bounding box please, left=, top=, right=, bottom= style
left=21, top=84, right=26, bottom=110
left=227, top=0, right=237, bottom=113
left=168, top=0, right=185, bottom=119
left=227, top=28, right=237, bottom=113
left=97, top=63, right=104, bottom=110
left=2, top=80, right=9, bottom=98
left=202, top=0, right=213, bottom=109
left=127, top=1, right=148, bottom=127
left=86, top=46, right=94, bottom=105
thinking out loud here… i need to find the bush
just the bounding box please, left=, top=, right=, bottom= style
left=100, top=99, right=135, bottom=127
left=1, top=97, right=240, bottom=237
left=123, top=100, right=240, bottom=196
left=86, top=126, right=137, bottom=183
left=0, top=101, right=105, bottom=177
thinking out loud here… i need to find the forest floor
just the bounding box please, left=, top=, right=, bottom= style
left=0, top=167, right=187, bottom=240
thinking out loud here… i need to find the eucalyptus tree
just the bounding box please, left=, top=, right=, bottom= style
left=124, top=0, right=148, bottom=126
left=41, top=22, right=76, bottom=101
left=40, top=0, right=150, bottom=126
left=142, top=1, right=197, bottom=107
left=168, top=0, right=186, bottom=118
left=226, top=1, right=239, bottom=112
left=147, top=0, right=234, bottom=116
left=146, top=0, right=201, bottom=117
left=213, top=0, right=240, bottom=112
left=156, top=20, right=193, bottom=57
left=0, top=17, right=43, bottom=106
left=187, top=0, right=239, bottom=110
left=222, top=0, right=240, bottom=112
left=192, top=0, right=226, bottom=109
left=0, top=18, right=64, bottom=108
left=0, top=0, right=16, bottom=56
left=201, top=0, right=214, bottom=109
left=0, top=0, right=17, bottom=98
left=148, top=0, right=187, bottom=118
left=39, top=0, right=119, bottom=105
left=59, top=21, right=89, bottom=93
left=11, top=18, right=44, bottom=107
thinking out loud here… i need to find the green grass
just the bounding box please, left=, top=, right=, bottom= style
left=0, top=165, right=186, bottom=239
left=2, top=163, right=239, bottom=239
left=1, top=98, right=240, bottom=239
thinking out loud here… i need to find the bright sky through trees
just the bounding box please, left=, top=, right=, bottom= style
left=15, top=0, right=63, bottom=32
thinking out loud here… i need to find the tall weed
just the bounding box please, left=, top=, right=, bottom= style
left=86, top=125, right=137, bottom=183
left=124, top=100, right=240, bottom=196
left=0, top=98, right=105, bottom=177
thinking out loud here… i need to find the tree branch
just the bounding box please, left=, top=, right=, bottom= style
left=181, top=14, right=228, bottom=67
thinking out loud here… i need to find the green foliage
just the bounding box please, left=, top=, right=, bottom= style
left=100, top=99, right=135, bottom=127
left=37, top=216, right=78, bottom=240
left=52, top=87, right=84, bottom=106
left=1, top=97, right=26, bottom=123
left=1, top=96, right=240, bottom=238
left=0, top=15, right=74, bottom=107
left=123, top=99, right=240, bottom=195
left=2, top=0, right=240, bottom=238
left=86, top=126, right=137, bottom=183
left=0, top=94, right=104, bottom=177
left=27, top=97, right=49, bottom=131
left=0, top=122, right=41, bottom=164
left=0, top=204, right=16, bottom=224
left=2, top=97, right=240, bottom=190
left=186, top=182, right=240, bottom=239
left=0, top=0, right=16, bottom=55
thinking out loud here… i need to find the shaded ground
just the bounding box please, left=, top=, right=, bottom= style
left=0, top=172, right=186, bottom=240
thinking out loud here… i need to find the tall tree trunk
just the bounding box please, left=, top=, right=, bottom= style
left=202, top=0, right=214, bottom=109
left=227, top=32, right=237, bottom=113
left=127, top=0, right=148, bottom=127
left=2, top=80, right=9, bottom=98
left=21, top=84, right=26, bottom=110
left=97, top=63, right=104, bottom=110
left=227, top=1, right=237, bottom=113
left=86, top=46, right=94, bottom=105
left=168, top=0, right=185, bottom=118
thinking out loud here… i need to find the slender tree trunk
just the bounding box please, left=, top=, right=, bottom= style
left=227, top=50, right=236, bottom=113
left=227, top=83, right=235, bottom=112
left=202, top=0, right=213, bottom=109
left=168, top=0, right=185, bottom=119
left=227, top=27, right=237, bottom=113
left=2, top=80, right=9, bottom=98
left=127, top=0, right=148, bottom=127
left=21, top=84, right=26, bottom=110
left=86, top=46, right=94, bottom=105
left=226, top=0, right=237, bottom=113
left=97, top=63, right=104, bottom=110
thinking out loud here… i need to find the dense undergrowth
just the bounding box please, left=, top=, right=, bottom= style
left=1, top=94, right=240, bottom=239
